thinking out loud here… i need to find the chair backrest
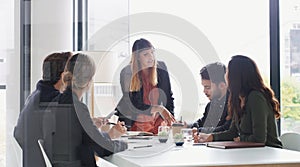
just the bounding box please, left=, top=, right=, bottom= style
left=39, top=103, right=83, bottom=166
left=38, top=139, right=53, bottom=167
left=293, top=126, right=300, bottom=133
left=96, top=157, right=118, bottom=167
left=279, top=132, right=300, bottom=151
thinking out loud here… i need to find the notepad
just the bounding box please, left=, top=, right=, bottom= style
left=123, top=131, right=154, bottom=137
left=128, top=136, right=153, bottom=140
left=125, top=131, right=153, bottom=140
left=206, top=141, right=265, bottom=149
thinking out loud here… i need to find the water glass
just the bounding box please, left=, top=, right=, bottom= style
left=158, top=126, right=170, bottom=143
left=181, top=128, right=193, bottom=144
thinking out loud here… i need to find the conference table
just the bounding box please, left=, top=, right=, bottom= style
left=105, top=136, right=300, bottom=167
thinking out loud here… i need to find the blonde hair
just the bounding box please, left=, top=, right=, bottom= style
left=63, top=53, right=96, bottom=90
left=129, top=38, right=158, bottom=91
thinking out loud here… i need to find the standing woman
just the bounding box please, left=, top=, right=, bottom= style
left=54, top=53, right=127, bottom=166
left=195, top=55, right=282, bottom=148
left=116, top=38, right=175, bottom=134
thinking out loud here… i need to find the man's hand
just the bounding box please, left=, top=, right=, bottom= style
left=194, top=133, right=213, bottom=143
left=233, top=136, right=240, bottom=142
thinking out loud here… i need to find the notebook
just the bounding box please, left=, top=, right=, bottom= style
left=125, top=131, right=154, bottom=140
left=206, top=141, right=265, bottom=149
left=122, top=131, right=154, bottom=137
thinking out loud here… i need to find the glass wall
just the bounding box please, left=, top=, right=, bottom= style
left=86, top=0, right=129, bottom=119
left=129, top=0, right=270, bottom=123
left=280, top=0, right=300, bottom=133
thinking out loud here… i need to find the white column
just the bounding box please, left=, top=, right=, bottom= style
left=7, top=0, right=73, bottom=166
left=31, top=0, right=73, bottom=90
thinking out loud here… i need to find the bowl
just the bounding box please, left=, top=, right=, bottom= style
left=175, top=141, right=184, bottom=146
left=159, top=138, right=168, bottom=143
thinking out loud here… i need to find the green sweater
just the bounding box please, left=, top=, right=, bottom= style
left=212, top=91, right=282, bottom=148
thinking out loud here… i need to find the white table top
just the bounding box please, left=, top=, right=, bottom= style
left=106, top=137, right=300, bottom=167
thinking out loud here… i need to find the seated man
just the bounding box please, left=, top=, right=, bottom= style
left=191, top=62, right=231, bottom=133
left=14, top=52, right=72, bottom=167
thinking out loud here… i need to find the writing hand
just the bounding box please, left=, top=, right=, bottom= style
left=233, top=136, right=240, bottom=142
left=108, top=121, right=127, bottom=139
left=194, top=133, right=213, bottom=143
left=92, top=117, right=108, bottom=128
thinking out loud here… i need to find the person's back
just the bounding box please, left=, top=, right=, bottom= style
left=51, top=53, right=127, bottom=167
left=13, top=52, right=72, bottom=167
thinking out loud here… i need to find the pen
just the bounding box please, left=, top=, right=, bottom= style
left=193, top=143, right=207, bottom=146
left=105, top=110, right=117, bottom=119
left=107, top=122, right=131, bottom=129
left=133, top=145, right=153, bottom=149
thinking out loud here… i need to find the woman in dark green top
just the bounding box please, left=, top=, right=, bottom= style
left=195, top=55, right=282, bottom=148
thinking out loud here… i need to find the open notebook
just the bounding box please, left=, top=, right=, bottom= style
left=206, top=141, right=265, bottom=149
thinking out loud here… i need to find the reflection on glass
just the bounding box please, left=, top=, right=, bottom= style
left=130, top=0, right=270, bottom=124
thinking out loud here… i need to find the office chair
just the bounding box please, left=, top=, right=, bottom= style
left=38, top=139, right=53, bottom=167
left=293, top=126, right=300, bottom=133
left=280, top=132, right=300, bottom=152
left=41, top=103, right=82, bottom=167
left=96, top=157, right=118, bottom=167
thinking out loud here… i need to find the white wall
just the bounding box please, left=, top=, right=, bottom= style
left=31, top=0, right=73, bottom=90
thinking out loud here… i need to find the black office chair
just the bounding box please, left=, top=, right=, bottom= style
left=40, top=103, right=82, bottom=167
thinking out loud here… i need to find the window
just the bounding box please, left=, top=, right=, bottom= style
left=280, top=0, right=300, bottom=133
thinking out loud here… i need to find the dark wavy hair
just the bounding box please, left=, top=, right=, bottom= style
left=227, top=55, right=280, bottom=119
left=42, top=52, right=72, bottom=84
